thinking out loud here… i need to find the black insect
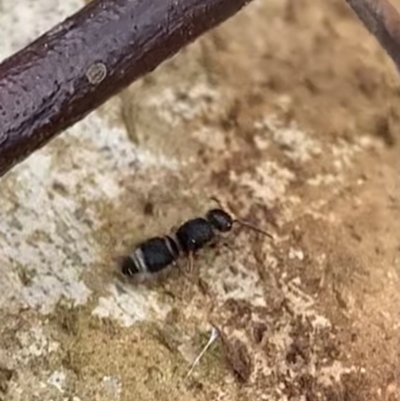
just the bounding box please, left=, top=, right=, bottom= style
left=120, top=202, right=273, bottom=279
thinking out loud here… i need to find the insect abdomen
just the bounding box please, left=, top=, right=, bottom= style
left=120, top=255, right=141, bottom=276
left=140, top=236, right=179, bottom=273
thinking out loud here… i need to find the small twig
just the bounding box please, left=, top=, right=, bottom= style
left=344, top=0, right=400, bottom=72
left=0, top=0, right=253, bottom=178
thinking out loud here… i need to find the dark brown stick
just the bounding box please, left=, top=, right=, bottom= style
left=0, top=0, right=252, bottom=177
left=344, top=0, right=400, bottom=72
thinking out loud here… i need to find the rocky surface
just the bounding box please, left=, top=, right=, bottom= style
left=0, top=0, right=399, bottom=400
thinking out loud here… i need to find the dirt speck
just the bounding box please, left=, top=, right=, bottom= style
left=0, top=366, right=14, bottom=394
left=221, top=336, right=253, bottom=383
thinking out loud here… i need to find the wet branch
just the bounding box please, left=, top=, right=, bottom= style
left=0, top=0, right=253, bottom=177
left=0, top=0, right=399, bottom=178
left=344, top=0, right=400, bottom=71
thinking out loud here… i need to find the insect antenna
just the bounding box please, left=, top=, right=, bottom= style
left=210, top=195, right=274, bottom=240
left=233, top=219, right=274, bottom=240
